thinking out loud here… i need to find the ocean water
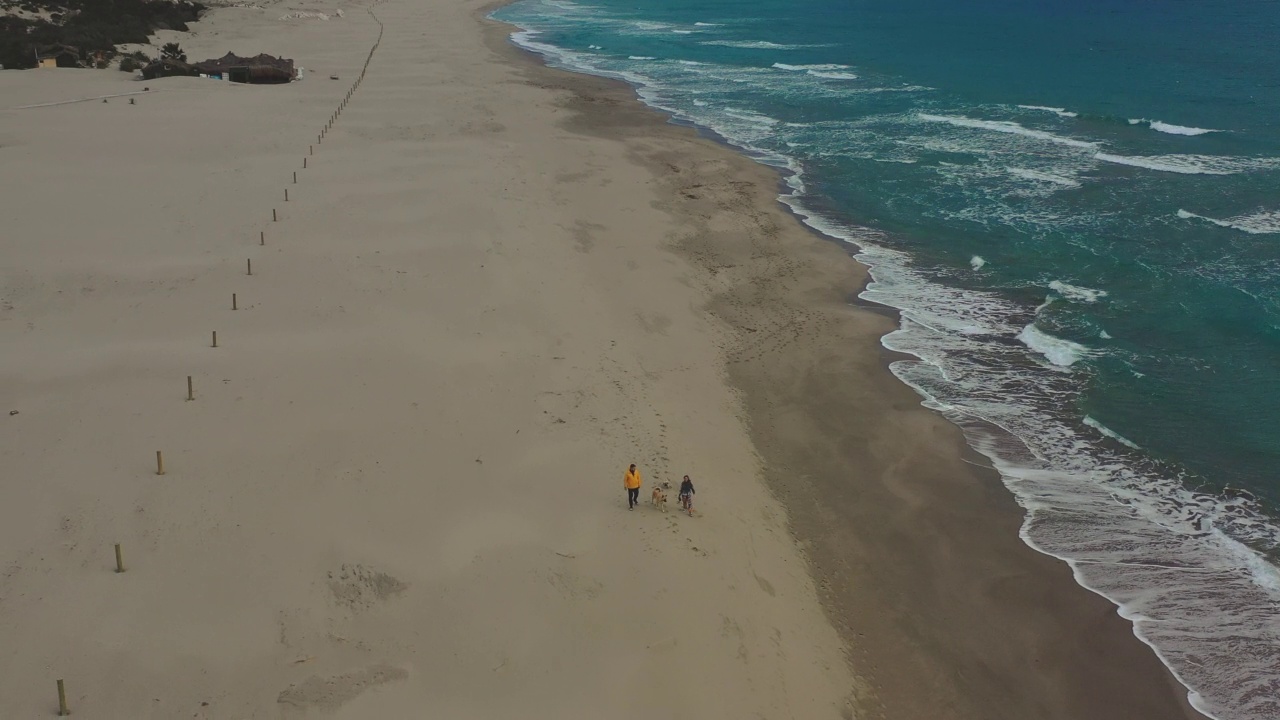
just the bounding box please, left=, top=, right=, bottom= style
left=489, top=0, right=1280, bottom=716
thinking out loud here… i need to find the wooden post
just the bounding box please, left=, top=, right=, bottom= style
left=293, top=171, right=297, bottom=184
left=232, top=293, right=238, bottom=310
left=260, top=231, right=265, bottom=246
left=304, top=157, right=308, bottom=169
left=114, top=543, right=124, bottom=573
left=272, top=209, right=277, bottom=222
left=247, top=258, right=252, bottom=276
left=309, top=145, right=313, bottom=156
left=156, top=450, right=165, bottom=475
left=212, top=331, right=217, bottom=348
left=57, top=679, right=68, bottom=716
left=187, top=375, right=193, bottom=401
left=285, top=188, right=289, bottom=202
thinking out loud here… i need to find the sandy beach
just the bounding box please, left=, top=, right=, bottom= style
left=1, top=0, right=1206, bottom=718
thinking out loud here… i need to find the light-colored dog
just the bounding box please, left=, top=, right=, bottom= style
left=651, top=486, right=668, bottom=512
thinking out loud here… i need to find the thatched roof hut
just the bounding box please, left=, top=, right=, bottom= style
left=194, top=52, right=295, bottom=84
left=140, top=58, right=198, bottom=79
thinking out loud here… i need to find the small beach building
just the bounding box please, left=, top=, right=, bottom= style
left=194, top=52, right=296, bottom=84
left=34, top=44, right=83, bottom=69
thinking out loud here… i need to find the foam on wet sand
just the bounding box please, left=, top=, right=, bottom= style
left=0, top=0, right=1209, bottom=718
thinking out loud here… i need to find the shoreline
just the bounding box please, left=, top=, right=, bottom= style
left=0, top=0, right=1209, bottom=716
left=479, top=8, right=1209, bottom=720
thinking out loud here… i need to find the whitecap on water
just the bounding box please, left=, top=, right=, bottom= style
left=1017, top=104, right=1079, bottom=118
left=1084, top=415, right=1142, bottom=449
left=1129, top=118, right=1221, bottom=136
left=1096, top=153, right=1280, bottom=175
left=1178, top=209, right=1280, bottom=235
left=701, top=40, right=810, bottom=50
left=1048, top=280, right=1108, bottom=303
left=918, top=113, right=1099, bottom=149
left=1017, top=323, right=1090, bottom=367
left=1006, top=167, right=1082, bottom=188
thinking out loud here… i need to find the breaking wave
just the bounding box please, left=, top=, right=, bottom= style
left=1129, top=118, right=1222, bottom=136
left=918, top=113, right=1099, bottom=149
left=1178, top=209, right=1280, bottom=235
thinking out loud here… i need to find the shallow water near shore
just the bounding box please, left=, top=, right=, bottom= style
left=490, top=0, right=1280, bottom=717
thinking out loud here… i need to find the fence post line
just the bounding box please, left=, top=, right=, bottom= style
left=156, top=450, right=165, bottom=475
left=115, top=543, right=124, bottom=573
left=57, top=679, right=68, bottom=716
left=187, top=375, right=193, bottom=401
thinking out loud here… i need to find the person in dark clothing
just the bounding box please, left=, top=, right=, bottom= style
left=678, top=474, right=695, bottom=515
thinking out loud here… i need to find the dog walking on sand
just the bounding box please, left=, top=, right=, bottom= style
left=624, top=463, right=642, bottom=510
left=651, top=482, right=668, bottom=512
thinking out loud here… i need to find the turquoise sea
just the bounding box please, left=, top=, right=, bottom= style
left=490, top=0, right=1280, bottom=717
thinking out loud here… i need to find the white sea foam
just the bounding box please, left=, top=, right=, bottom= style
left=1084, top=415, right=1142, bottom=449
left=1096, top=152, right=1280, bottom=175
left=1018, top=104, right=1079, bottom=118
left=1177, top=209, right=1280, bottom=235
left=1006, top=167, right=1082, bottom=188
left=918, top=114, right=1099, bottom=149
left=627, top=55, right=655, bottom=60
left=1017, top=324, right=1090, bottom=367
left=856, top=85, right=933, bottom=93
left=671, top=29, right=693, bottom=34
left=701, top=40, right=803, bottom=49
left=497, top=18, right=1280, bottom=717
left=693, top=21, right=720, bottom=26
left=778, top=181, right=1280, bottom=720
left=772, top=62, right=852, bottom=71
left=1129, top=118, right=1221, bottom=136
left=723, top=108, right=778, bottom=124
left=808, top=70, right=859, bottom=80
left=1099, top=330, right=1113, bottom=339
left=970, top=255, right=986, bottom=270
left=1048, top=280, right=1108, bottom=303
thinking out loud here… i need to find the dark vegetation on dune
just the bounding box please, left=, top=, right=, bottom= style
left=0, top=0, right=204, bottom=70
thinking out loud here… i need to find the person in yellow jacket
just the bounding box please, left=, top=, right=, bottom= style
left=624, top=463, right=642, bottom=510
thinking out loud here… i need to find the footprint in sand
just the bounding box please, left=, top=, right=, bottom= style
left=277, top=664, right=407, bottom=712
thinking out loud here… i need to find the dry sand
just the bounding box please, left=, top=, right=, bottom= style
left=0, top=0, right=1204, bottom=718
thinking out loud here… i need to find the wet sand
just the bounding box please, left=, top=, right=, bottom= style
left=482, top=9, right=1208, bottom=720
left=0, top=0, right=1204, bottom=717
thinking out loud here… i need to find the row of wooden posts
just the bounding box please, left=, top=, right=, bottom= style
left=50, top=4, right=390, bottom=716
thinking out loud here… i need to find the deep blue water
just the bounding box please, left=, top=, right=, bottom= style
left=491, top=1, right=1280, bottom=717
